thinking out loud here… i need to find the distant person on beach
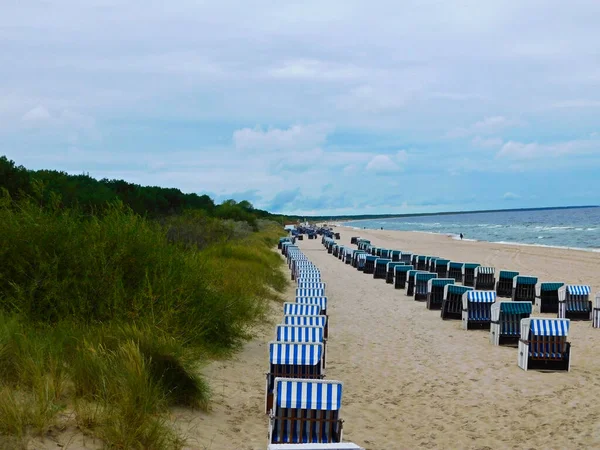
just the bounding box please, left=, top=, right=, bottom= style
left=460, top=233, right=464, bottom=240
left=381, top=227, right=383, bottom=230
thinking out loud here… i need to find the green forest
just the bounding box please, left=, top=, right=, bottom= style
left=0, top=156, right=292, bottom=449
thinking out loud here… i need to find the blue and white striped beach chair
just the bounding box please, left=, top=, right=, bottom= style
left=490, top=301, right=532, bottom=346
left=296, top=288, right=326, bottom=298
left=268, top=378, right=344, bottom=444
left=276, top=325, right=324, bottom=344
left=355, top=253, right=367, bottom=271
left=462, top=290, right=496, bottom=330
left=296, top=297, right=328, bottom=317
left=297, top=282, right=327, bottom=290
left=426, top=278, right=455, bottom=310
left=558, top=285, right=592, bottom=320
left=265, top=342, right=324, bottom=413
left=593, top=294, right=600, bottom=328
left=518, top=318, right=571, bottom=371
left=268, top=443, right=364, bottom=449
left=284, top=303, right=322, bottom=317
left=442, top=285, right=473, bottom=320
left=284, top=315, right=327, bottom=329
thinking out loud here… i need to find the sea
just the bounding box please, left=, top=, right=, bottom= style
left=343, top=207, right=600, bottom=251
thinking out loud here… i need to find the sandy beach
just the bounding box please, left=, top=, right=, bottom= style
left=187, top=227, right=600, bottom=450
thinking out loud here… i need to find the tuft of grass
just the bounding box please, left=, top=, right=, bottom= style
left=0, top=197, right=288, bottom=448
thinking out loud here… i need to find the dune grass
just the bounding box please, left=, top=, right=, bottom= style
left=0, top=193, right=287, bottom=448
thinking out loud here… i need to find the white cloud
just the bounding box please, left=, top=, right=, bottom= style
left=366, top=154, right=401, bottom=174
left=267, top=59, right=374, bottom=81
left=22, top=105, right=51, bottom=122
left=447, top=116, right=524, bottom=138
left=503, top=192, right=520, bottom=200
left=472, top=136, right=503, bottom=148
left=497, top=137, right=600, bottom=160
left=233, top=124, right=332, bottom=151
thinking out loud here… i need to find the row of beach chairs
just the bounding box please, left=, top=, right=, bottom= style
left=322, top=236, right=583, bottom=372
left=271, top=240, right=364, bottom=449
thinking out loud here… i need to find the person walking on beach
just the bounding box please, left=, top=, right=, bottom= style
left=460, top=233, right=464, bottom=240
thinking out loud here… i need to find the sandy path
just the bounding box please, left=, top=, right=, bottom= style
left=184, top=228, right=600, bottom=449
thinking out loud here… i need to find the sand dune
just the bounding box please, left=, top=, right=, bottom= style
left=186, top=227, right=600, bottom=449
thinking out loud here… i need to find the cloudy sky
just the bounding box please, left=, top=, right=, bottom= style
left=2, top=0, right=599, bottom=215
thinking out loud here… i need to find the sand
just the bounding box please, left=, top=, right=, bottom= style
left=181, top=227, right=600, bottom=450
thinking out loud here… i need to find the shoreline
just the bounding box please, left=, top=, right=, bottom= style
left=338, top=222, right=600, bottom=254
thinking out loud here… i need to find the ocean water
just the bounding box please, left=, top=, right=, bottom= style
left=344, top=207, right=600, bottom=251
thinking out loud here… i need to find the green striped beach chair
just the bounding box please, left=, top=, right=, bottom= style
left=394, top=264, right=414, bottom=289
left=536, top=282, right=564, bottom=313
left=490, top=301, right=532, bottom=346
left=373, top=258, right=391, bottom=279
left=496, top=270, right=519, bottom=297
left=442, top=285, right=472, bottom=320
left=462, top=263, right=480, bottom=287
left=512, top=276, right=538, bottom=302
left=426, top=278, right=455, bottom=310
left=414, top=272, right=438, bottom=301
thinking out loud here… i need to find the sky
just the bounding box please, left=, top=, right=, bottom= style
left=1, top=0, right=600, bottom=215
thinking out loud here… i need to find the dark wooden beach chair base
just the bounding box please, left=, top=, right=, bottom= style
left=271, top=409, right=342, bottom=444
left=414, top=293, right=427, bottom=301
left=441, top=311, right=462, bottom=320
left=526, top=349, right=571, bottom=372
left=426, top=296, right=442, bottom=310
left=466, top=321, right=491, bottom=330
left=496, top=280, right=513, bottom=298
left=386, top=271, right=394, bottom=284
left=565, top=311, right=591, bottom=321
left=498, top=336, right=520, bottom=347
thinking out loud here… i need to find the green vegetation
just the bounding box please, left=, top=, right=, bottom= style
left=0, top=156, right=288, bottom=449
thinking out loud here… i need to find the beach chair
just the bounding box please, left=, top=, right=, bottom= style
left=411, top=254, right=419, bottom=268
left=448, top=262, right=464, bottom=283
left=278, top=237, right=291, bottom=250
left=474, top=266, right=495, bottom=291
left=490, top=301, right=532, bottom=346
left=441, top=285, right=473, bottom=320
left=406, top=270, right=427, bottom=297
left=373, top=258, right=391, bottom=279
left=296, top=297, right=328, bottom=317
left=332, top=245, right=339, bottom=258
left=593, top=294, right=600, bottom=328
left=364, top=255, right=377, bottom=274
left=537, top=282, right=564, bottom=313
left=394, top=264, right=414, bottom=289
left=284, top=315, right=327, bottom=329
left=426, top=278, right=455, bottom=310
left=386, top=262, right=405, bottom=284
left=375, top=247, right=382, bottom=257
left=380, top=249, right=391, bottom=259
left=284, top=303, right=322, bottom=317
left=268, top=378, right=344, bottom=444
left=496, top=271, right=519, bottom=298
left=518, top=318, right=571, bottom=371
left=343, top=248, right=354, bottom=264
left=276, top=325, right=325, bottom=344
left=426, top=257, right=439, bottom=272
left=416, top=255, right=428, bottom=271
left=391, top=250, right=402, bottom=262
left=350, top=236, right=359, bottom=245
left=462, top=290, right=496, bottom=330
left=296, top=273, right=322, bottom=284
left=462, top=263, right=481, bottom=287
left=355, top=253, right=367, bottom=271
left=297, top=282, right=326, bottom=290
left=512, top=276, right=538, bottom=302
left=268, top=444, right=365, bottom=449
left=297, top=288, right=326, bottom=298
left=558, top=285, right=592, bottom=320
left=399, top=252, right=412, bottom=264
left=431, top=258, right=450, bottom=278
left=414, top=272, right=438, bottom=301
left=265, top=342, right=324, bottom=413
